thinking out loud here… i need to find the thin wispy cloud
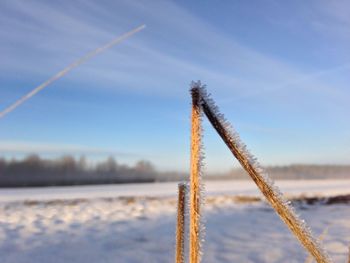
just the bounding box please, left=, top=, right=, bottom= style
left=0, top=0, right=315, bottom=97
left=312, top=0, right=350, bottom=40
left=1, top=0, right=346, bottom=104
left=220, top=62, right=350, bottom=105
left=0, top=24, right=145, bottom=119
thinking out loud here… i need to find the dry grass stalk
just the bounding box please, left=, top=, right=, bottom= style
left=189, top=87, right=203, bottom=263
left=176, top=183, right=187, bottom=263
left=193, top=83, right=331, bottom=263
left=347, top=246, right=350, bottom=263
left=304, top=227, right=330, bottom=263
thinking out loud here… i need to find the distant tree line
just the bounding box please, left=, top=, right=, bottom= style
left=1, top=155, right=349, bottom=187
left=0, top=154, right=165, bottom=187
left=226, top=164, right=350, bottom=180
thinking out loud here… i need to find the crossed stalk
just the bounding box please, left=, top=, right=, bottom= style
left=176, top=81, right=332, bottom=263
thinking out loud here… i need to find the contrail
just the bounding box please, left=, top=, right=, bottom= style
left=0, top=24, right=146, bottom=119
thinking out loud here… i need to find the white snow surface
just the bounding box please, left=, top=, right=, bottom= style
left=1, top=179, right=350, bottom=202
left=1, top=180, right=350, bottom=263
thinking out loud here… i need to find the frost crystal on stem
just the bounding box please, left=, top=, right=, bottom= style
left=176, top=182, right=187, bottom=263
left=190, top=81, right=331, bottom=263
left=189, top=85, right=204, bottom=263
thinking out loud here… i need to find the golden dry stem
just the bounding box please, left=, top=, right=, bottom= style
left=304, top=227, right=329, bottom=263
left=189, top=88, right=202, bottom=263
left=347, top=246, right=350, bottom=263
left=175, top=183, right=186, bottom=263
left=199, top=92, right=331, bottom=263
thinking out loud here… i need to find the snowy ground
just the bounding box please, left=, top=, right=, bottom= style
left=1, top=180, right=350, bottom=263
left=2, top=179, right=350, bottom=202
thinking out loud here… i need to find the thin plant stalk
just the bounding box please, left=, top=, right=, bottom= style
left=192, top=83, right=331, bottom=263
left=304, top=227, right=330, bottom=263
left=176, top=183, right=187, bottom=263
left=189, top=87, right=202, bottom=263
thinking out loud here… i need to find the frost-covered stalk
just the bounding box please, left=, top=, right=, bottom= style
left=192, top=82, right=331, bottom=263
left=176, top=183, right=187, bottom=263
left=189, top=86, right=203, bottom=263
left=304, top=227, right=329, bottom=263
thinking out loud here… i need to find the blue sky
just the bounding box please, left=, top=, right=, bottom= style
left=0, top=0, right=349, bottom=172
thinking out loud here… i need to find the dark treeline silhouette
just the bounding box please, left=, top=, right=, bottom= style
left=225, top=164, right=350, bottom=180
left=0, top=154, right=167, bottom=187
left=1, top=155, right=350, bottom=187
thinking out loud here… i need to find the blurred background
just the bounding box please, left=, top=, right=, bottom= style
left=1, top=1, right=350, bottom=262
left=1, top=0, right=349, bottom=179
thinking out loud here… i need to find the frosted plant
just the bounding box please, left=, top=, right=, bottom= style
left=189, top=87, right=205, bottom=263
left=190, top=81, right=331, bottom=263
left=304, top=226, right=330, bottom=263
left=176, top=182, right=187, bottom=263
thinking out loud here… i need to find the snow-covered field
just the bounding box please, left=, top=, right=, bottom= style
left=1, top=180, right=350, bottom=262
